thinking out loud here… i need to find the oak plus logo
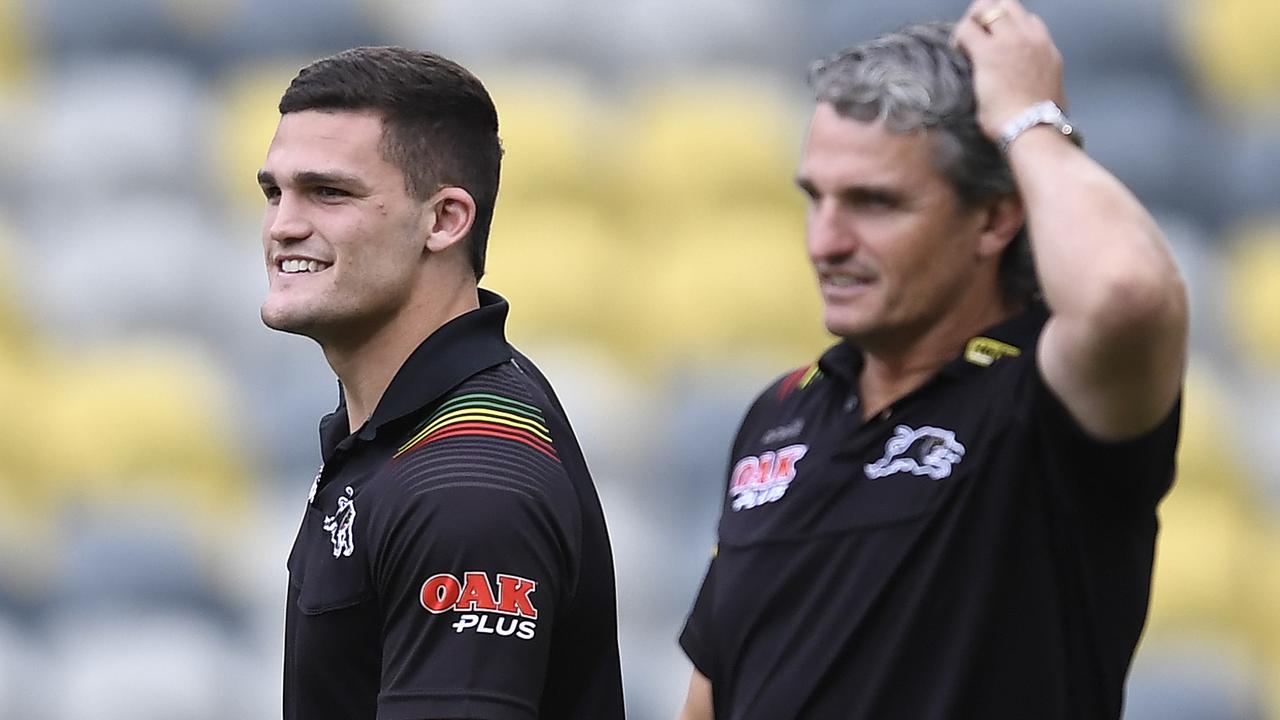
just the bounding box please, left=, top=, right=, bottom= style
left=729, top=444, right=808, bottom=511
left=864, top=425, right=966, bottom=481
left=420, top=572, right=539, bottom=640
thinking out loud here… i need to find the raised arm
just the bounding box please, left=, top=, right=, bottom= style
left=955, top=0, right=1188, bottom=441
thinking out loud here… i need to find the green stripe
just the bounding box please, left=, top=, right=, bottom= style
left=431, top=393, right=544, bottom=422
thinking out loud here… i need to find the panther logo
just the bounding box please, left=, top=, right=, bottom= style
left=864, top=425, right=966, bottom=481
left=322, top=486, right=357, bottom=558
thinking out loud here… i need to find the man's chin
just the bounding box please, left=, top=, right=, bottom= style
left=261, top=305, right=320, bottom=338
left=822, top=311, right=870, bottom=341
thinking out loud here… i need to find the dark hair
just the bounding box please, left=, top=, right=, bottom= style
left=808, top=22, right=1039, bottom=306
left=279, top=46, right=503, bottom=280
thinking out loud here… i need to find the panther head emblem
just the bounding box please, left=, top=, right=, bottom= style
left=864, top=425, right=966, bottom=481
left=322, top=485, right=357, bottom=558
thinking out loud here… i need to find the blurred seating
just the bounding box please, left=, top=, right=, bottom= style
left=375, top=0, right=586, bottom=65
left=1222, top=221, right=1280, bottom=369
left=32, top=57, right=212, bottom=208
left=1158, top=213, right=1228, bottom=355
left=47, top=610, right=244, bottom=720
left=1147, top=363, right=1255, bottom=633
left=1038, top=0, right=1186, bottom=82
left=616, top=78, right=806, bottom=223
left=0, top=614, right=40, bottom=720
left=25, top=198, right=233, bottom=344
left=39, top=342, right=249, bottom=522
left=801, top=0, right=963, bottom=59
left=484, top=70, right=606, bottom=207
left=594, top=0, right=797, bottom=75
left=210, top=60, right=312, bottom=213
left=1126, top=637, right=1269, bottom=720
left=1180, top=0, right=1280, bottom=113
left=483, top=201, right=622, bottom=346
left=620, top=207, right=830, bottom=369
left=206, top=0, right=382, bottom=67
left=28, top=0, right=195, bottom=59
left=1223, top=127, right=1280, bottom=233
left=1069, top=76, right=1227, bottom=225
left=0, top=0, right=30, bottom=88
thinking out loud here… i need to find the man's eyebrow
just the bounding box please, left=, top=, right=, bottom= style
left=256, top=170, right=368, bottom=190
left=794, top=177, right=904, bottom=201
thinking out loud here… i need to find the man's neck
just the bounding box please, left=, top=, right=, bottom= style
left=324, top=285, right=480, bottom=434
left=857, top=293, right=1018, bottom=421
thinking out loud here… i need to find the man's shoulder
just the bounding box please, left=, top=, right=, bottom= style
left=385, top=360, right=568, bottom=495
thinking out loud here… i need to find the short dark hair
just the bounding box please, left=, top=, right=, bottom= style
left=808, top=23, right=1039, bottom=306
left=279, top=46, right=503, bottom=280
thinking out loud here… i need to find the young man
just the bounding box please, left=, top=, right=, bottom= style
left=678, top=3, right=1186, bottom=718
left=258, top=47, right=624, bottom=720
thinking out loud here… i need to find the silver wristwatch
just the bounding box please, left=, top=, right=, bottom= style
left=997, top=100, right=1083, bottom=154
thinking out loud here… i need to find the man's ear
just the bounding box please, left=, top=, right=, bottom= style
left=977, top=194, right=1025, bottom=260
left=423, top=186, right=477, bottom=254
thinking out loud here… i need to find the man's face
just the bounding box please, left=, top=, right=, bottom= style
left=797, top=103, right=986, bottom=345
left=258, top=109, right=431, bottom=343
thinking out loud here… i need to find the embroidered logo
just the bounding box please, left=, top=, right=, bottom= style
left=964, top=336, right=1021, bottom=367
left=761, top=418, right=805, bottom=445
left=322, top=485, right=356, bottom=558
left=307, top=463, right=323, bottom=505
left=729, top=444, right=809, bottom=511
left=865, top=425, right=966, bottom=481
left=420, top=571, right=540, bottom=640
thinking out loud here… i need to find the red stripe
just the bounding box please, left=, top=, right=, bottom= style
left=777, top=367, right=806, bottom=400
left=402, top=421, right=559, bottom=462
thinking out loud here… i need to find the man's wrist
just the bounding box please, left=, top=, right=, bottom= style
left=997, top=100, right=1083, bottom=154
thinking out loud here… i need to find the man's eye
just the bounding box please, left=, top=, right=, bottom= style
left=316, top=186, right=349, bottom=198
left=860, top=196, right=899, bottom=210
left=262, top=186, right=281, bottom=202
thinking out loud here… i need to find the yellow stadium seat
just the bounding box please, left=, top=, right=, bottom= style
left=1222, top=221, right=1280, bottom=368
left=1143, top=364, right=1257, bottom=634
left=484, top=70, right=606, bottom=206
left=39, top=342, right=252, bottom=540
left=0, top=0, right=31, bottom=89
left=618, top=206, right=832, bottom=369
left=482, top=201, right=622, bottom=346
left=1240, top=521, right=1280, bottom=673
left=1148, top=485, right=1254, bottom=635
left=1181, top=0, right=1280, bottom=112
left=616, top=77, right=807, bottom=221
left=210, top=60, right=314, bottom=217
left=1175, top=364, right=1251, bottom=495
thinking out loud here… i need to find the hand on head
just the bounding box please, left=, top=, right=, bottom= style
left=952, top=0, right=1068, bottom=141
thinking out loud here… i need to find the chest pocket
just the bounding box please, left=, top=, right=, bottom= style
left=288, top=503, right=372, bottom=615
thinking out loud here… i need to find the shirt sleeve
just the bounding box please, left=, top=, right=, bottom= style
left=1027, top=353, right=1182, bottom=520
left=679, top=554, right=719, bottom=680
left=367, top=449, right=578, bottom=720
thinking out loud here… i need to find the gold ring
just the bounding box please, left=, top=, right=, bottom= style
left=978, top=7, right=1006, bottom=28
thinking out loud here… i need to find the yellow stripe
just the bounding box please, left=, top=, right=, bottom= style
left=399, top=407, right=552, bottom=452
left=799, top=363, right=821, bottom=389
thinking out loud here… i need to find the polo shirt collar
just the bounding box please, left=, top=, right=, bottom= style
left=319, top=289, right=514, bottom=451
left=815, top=302, right=1048, bottom=388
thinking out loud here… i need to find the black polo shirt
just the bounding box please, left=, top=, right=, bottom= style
left=680, top=305, right=1180, bottom=719
left=285, top=290, right=624, bottom=720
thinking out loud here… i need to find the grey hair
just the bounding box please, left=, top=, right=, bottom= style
left=808, top=22, right=1038, bottom=306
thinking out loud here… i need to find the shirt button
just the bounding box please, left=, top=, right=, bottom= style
left=843, top=396, right=859, bottom=413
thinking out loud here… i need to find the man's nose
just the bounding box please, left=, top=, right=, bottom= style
left=268, top=193, right=312, bottom=243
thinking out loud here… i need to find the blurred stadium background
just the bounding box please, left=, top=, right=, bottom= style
left=0, top=0, right=1276, bottom=717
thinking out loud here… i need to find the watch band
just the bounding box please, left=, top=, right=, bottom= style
left=997, top=100, right=1083, bottom=154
